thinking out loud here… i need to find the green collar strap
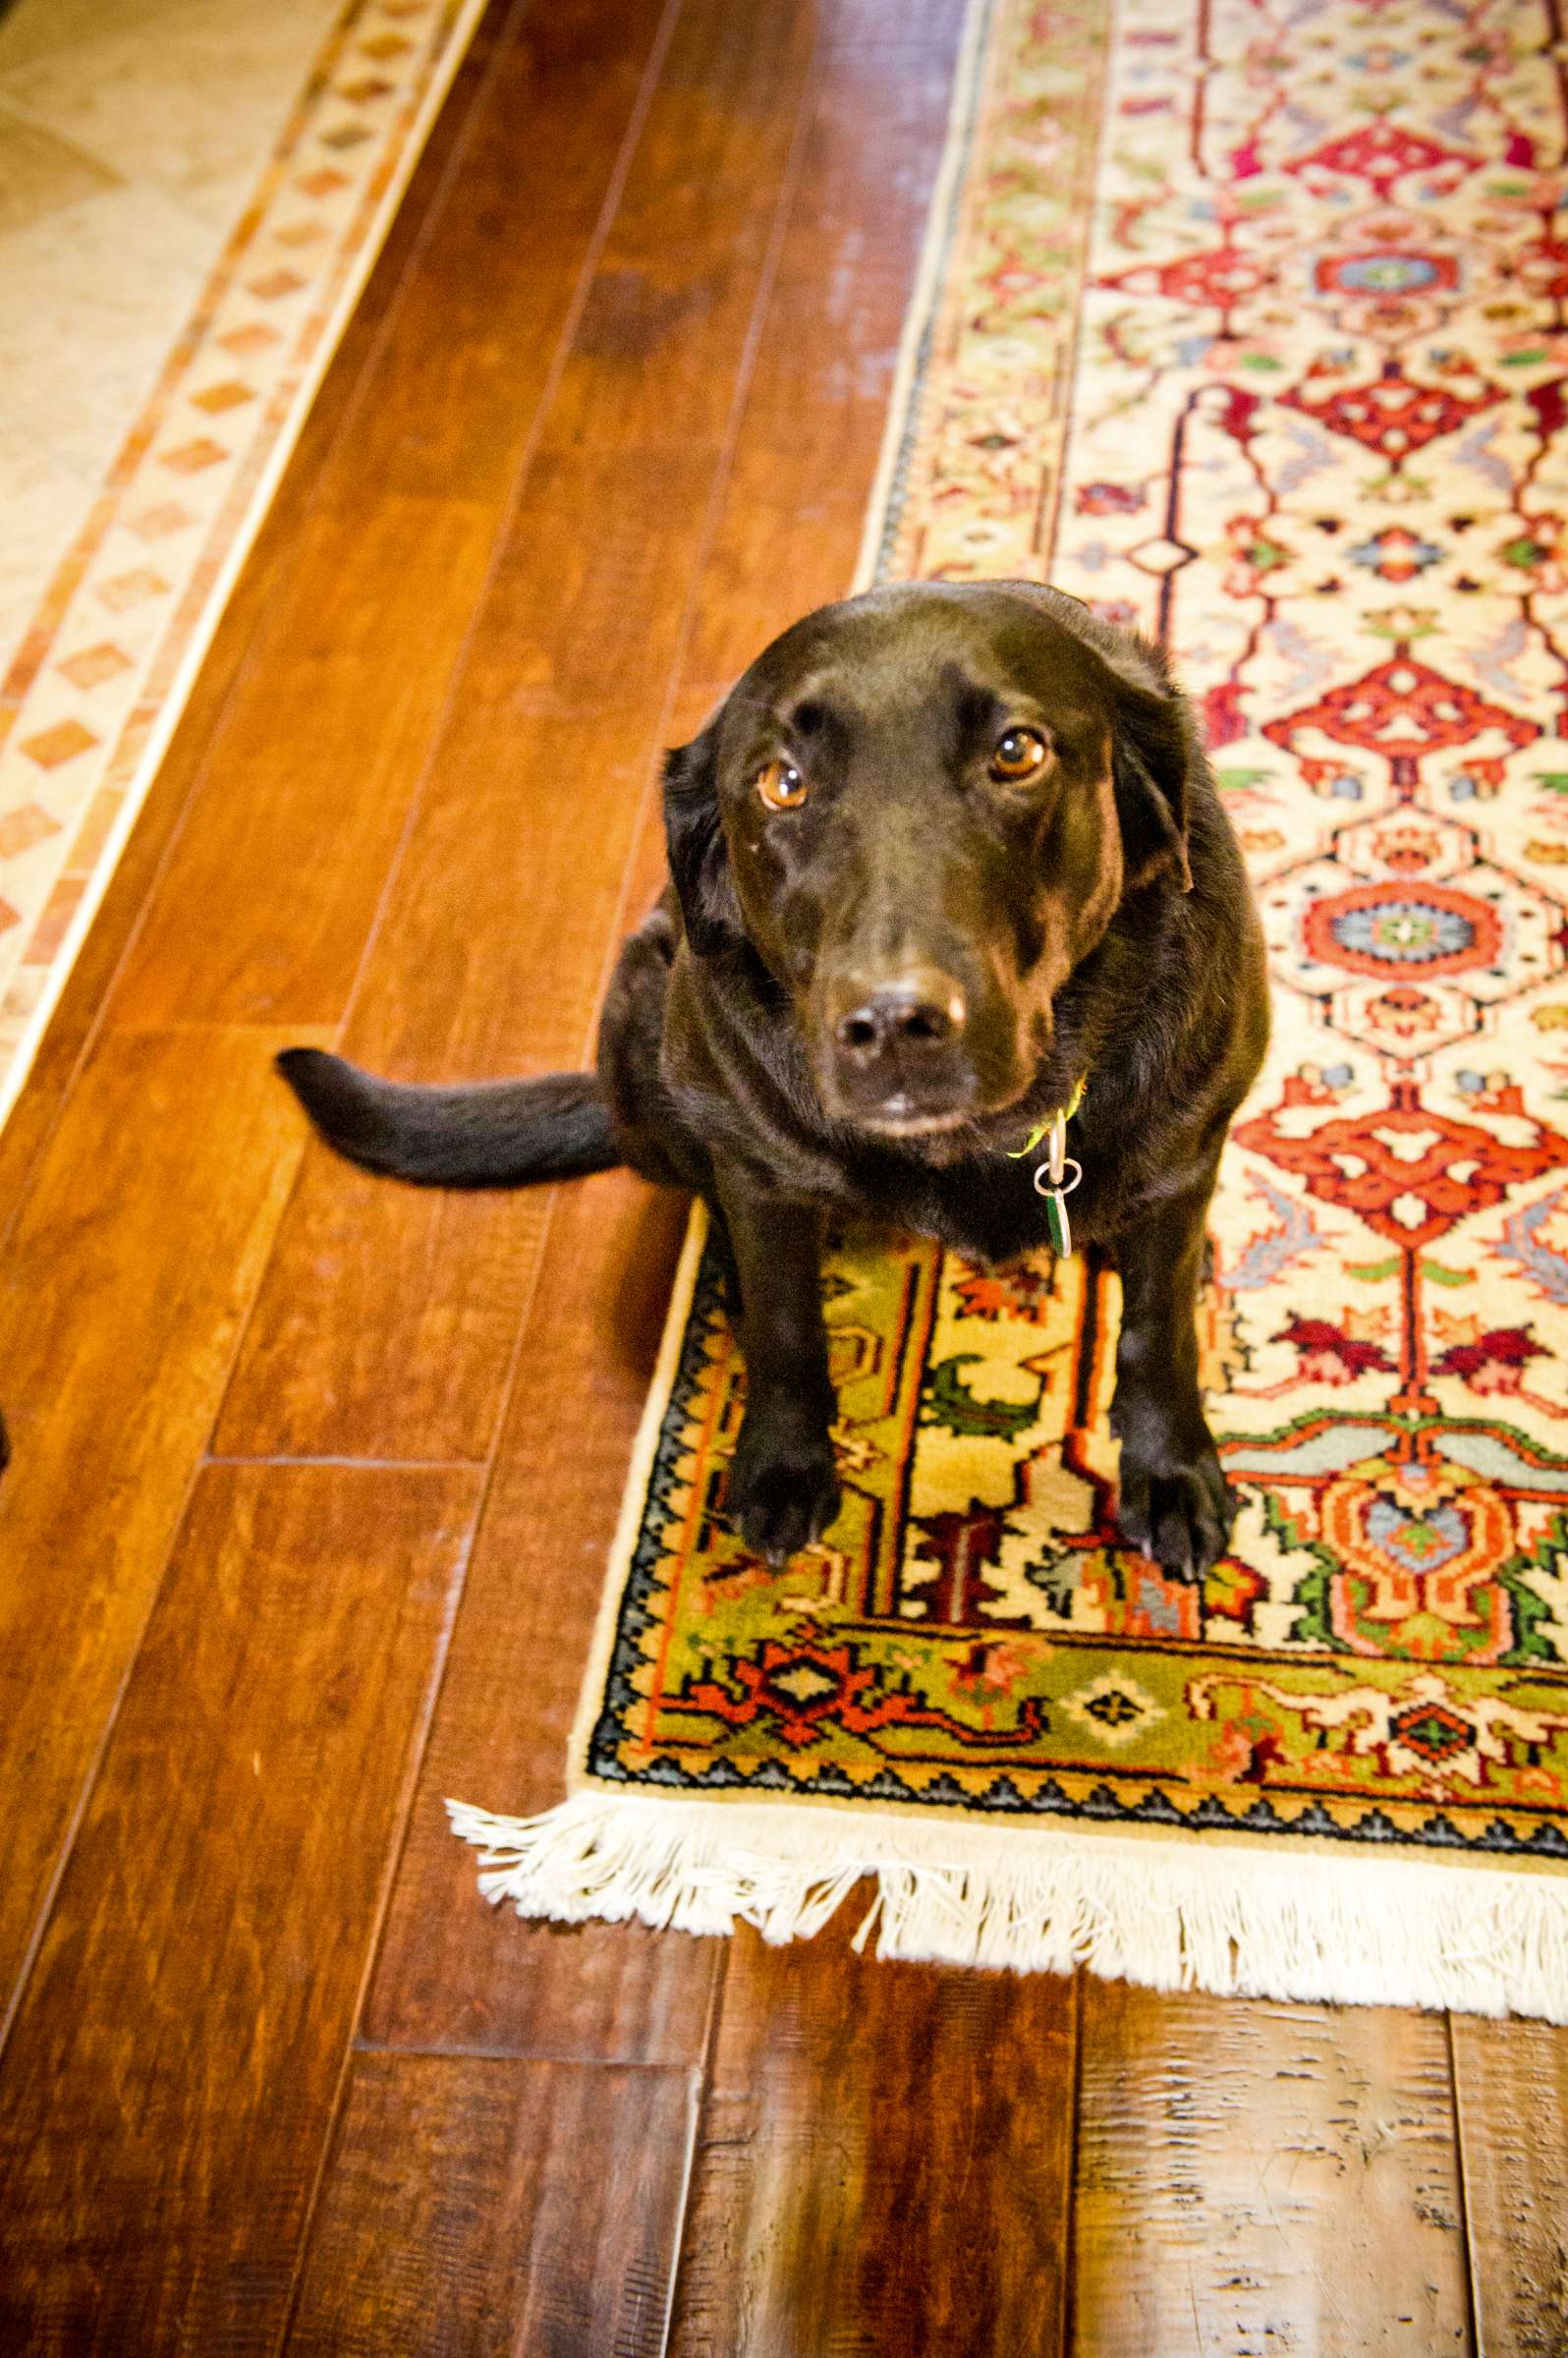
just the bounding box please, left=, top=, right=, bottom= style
left=1007, top=1073, right=1088, bottom=1161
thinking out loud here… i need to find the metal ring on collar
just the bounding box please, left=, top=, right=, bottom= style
left=1034, top=1156, right=1082, bottom=1199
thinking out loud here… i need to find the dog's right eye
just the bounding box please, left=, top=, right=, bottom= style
left=989, top=727, right=1050, bottom=784
left=756, top=758, right=809, bottom=811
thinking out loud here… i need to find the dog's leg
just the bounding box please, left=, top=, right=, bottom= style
left=711, top=1165, right=841, bottom=1565
left=1109, top=1163, right=1237, bottom=1579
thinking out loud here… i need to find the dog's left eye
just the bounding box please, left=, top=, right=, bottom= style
left=989, top=727, right=1050, bottom=783
left=756, top=758, right=809, bottom=811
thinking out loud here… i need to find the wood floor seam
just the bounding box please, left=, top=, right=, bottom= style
left=270, top=1482, right=487, bottom=2358
left=1445, top=2010, right=1484, bottom=2358
left=0, top=1440, right=214, bottom=2059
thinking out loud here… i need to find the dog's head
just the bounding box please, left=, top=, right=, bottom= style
left=663, top=581, right=1194, bottom=1137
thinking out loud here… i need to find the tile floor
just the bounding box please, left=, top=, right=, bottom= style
left=0, top=0, right=343, bottom=684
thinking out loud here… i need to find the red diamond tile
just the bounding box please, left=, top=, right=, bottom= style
left=217, top=322, right=282, bottom=357
left=56, top=642, right=134, bottom=690
left=274, top=219, right=328, bottom=250
left=319, top=122, right=372, bottom=150
left=248, top=268, right=307, bottom=301
left=0, top=804, right=62, bottom=858
left=129, top=500, right=195, bottom=540
left=296, top=166, right=351, bottom=197
left=20, top=718, right=99, bottom=770
left=160, top=436, right=228, bottom=475
left=97, top=568, right=170, bottom=612
left=190, top=380, right=254, bottom=415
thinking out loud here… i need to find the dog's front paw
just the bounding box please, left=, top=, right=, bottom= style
left=727, top=1411, right=842, bottom=1566
left=1116, top=1441, right=1237, bottom=1580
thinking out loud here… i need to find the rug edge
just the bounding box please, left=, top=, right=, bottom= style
left=447, top=1788, right=1568, bottom=2022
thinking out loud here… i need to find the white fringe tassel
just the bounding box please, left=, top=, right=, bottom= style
left=447, top=1790, right=1568, bottom=2020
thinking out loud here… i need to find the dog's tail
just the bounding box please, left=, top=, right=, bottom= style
left=276, top=1047, right=621, bottom=1188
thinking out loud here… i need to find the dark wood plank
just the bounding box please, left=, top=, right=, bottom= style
left=108, top=0, right=672, bottom=1036
left=0, top=1462, right=477, bottom=2358
left=286, top=2051, right=695, bottom=2357
left=0, top=1025, right=324, bottom=2018
left=1072, top=1981, right=1473, bottom=2355
left=681, top=30, right=962, bottom=695
left=667, top=1921, right=1079, bottom=2357
left=214, top=0, right=818, bottom=1464
left=1452, top=2016, right=1568, bottom=2358
left=321, top=0, right=680, bottom=510
left=110, top=497, right=498, bottom=1027
left=362, top=1165, right=713, bottom=2060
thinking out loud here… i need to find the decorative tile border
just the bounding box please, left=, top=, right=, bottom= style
left=0, top=0, right=490, bottom=1132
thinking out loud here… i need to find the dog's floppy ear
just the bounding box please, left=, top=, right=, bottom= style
left=1001, top=582, right=1195, bottom=894
left=1108, top=666, right=1195, bottom=895
left=663, top=723, right=743, bottom=957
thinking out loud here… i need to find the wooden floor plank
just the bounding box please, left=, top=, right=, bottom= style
left=667, top=1922, right=1079, bottom=2358
left=314, top=0, right=679, bottom=512
left=1072, top=1981, right=1474, bottom=2357
left=1452, top=2016, right=1568, bottom=2358
left=0, top=1463, right=477, bottom=2358
left=0, top=1026, right=325, bottom=2019
left=214, top=0, right=818, bottom=1465
left=286, top=2051, right=696, bottom=2357
left=681, top=29, right=967, bottom=698
left=108, top=0, right=672, bottom=1037
left=110, top=497, right=498, bottom=1029
left=362, top=1167, right=715, bottom=2061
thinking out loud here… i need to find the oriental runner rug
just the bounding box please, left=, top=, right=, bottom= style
left=454, top=0, right=1568, bottom=2016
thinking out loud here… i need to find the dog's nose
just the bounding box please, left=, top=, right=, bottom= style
left=832, top=973, right=968, bottom=1065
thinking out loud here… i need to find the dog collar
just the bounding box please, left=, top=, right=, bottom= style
left=1007, top=1074, right=1087, bottom=1256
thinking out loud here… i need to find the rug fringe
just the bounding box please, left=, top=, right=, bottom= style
left=446, top=1791, right=1568, bottom=2021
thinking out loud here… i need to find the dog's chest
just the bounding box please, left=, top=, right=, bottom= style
left=862, top=1152, right=1070, bottom=1268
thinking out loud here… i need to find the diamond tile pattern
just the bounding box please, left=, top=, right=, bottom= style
left=19, top=720, right=99, bottom=771
left=55, top=644, right=135, bottom=692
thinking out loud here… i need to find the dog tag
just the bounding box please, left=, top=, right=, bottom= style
left=1032, top=1110, right=1082, bottom=1256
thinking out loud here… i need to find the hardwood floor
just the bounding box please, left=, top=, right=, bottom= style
left=0, top=1, right=1562, bottom=2350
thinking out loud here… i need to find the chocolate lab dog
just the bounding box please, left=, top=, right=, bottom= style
left=280, top=582, right=1269, bottom=1578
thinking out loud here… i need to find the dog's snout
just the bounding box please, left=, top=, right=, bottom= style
left=821, top=967, right=977, bottom=1130
left=832, top=975, right=967, bottom=1064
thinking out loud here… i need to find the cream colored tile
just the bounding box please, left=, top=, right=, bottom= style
left=0, top=420, right=96, bottom=683
left=0, top=98, right=119, bottom=231
left=0, top=180, right=212, bottom=481
left=0, top=0, right=193, bottom=79
left=0, top=0, right=342, bottom=225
